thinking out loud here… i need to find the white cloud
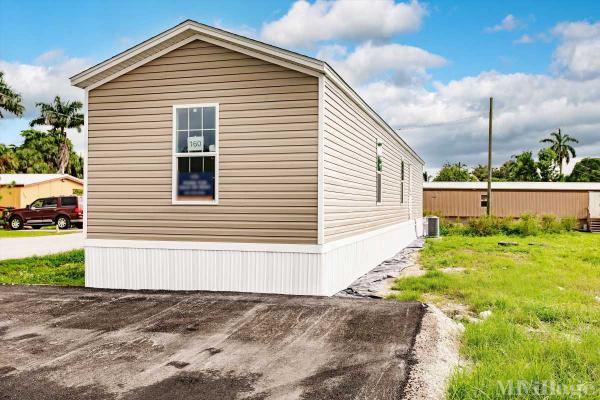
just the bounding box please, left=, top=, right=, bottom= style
left=358, top=71, right=600, bottom=171
left=513, top=32, right=550, bottom=44
left=0, top=54, right=89, bottom=119
left=261, top=0, right=426, bottom=47
left=552, top=21, right=600, bottom=79
left=485, top=14, right=524, bottom=33
left=213, top=19, right=258, bottom=39
left=34, top=49, right=65, bottom=65
left=0, top=53, right=89, bottom=154
left=514, top=34, right=535, bottom=44
left=317, top=41, right=446, bottom=86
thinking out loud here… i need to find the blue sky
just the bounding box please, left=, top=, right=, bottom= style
left=1, top=0, right=599, bottom=172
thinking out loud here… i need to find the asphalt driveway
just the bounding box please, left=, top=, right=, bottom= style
left=0, top=285, right=424, bottom=400
left=0, top=232, right=84, bottom=260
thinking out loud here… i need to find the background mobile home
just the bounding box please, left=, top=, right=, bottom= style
left=424, top=181, right=600, bottom=231
left=0, top=174, right=83, bottom=209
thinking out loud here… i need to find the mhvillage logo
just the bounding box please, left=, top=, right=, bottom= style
left=497, top=380, right=597, bottom=397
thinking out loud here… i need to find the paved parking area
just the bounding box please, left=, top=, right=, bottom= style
left=0, top=233, right=84, bottom=260
left=0, top=285, right=425, bottom=400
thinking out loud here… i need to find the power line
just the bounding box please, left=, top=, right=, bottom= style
left=394, top=115, right=483, bottom=131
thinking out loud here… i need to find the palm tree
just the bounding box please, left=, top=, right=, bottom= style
left=540, top=128, right=578, bottom=176
left=30, top=96, right=83, bottom=174
left=0, top=71, right=25, bottom=118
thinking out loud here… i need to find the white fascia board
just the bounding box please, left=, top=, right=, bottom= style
left=71, top=23, right=191, bottom=86
left=71, top=20, right=325, bottom=88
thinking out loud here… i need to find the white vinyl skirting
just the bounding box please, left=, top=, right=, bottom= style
left=85, top=218, right=424, bottom=296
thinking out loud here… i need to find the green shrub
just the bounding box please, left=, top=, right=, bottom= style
left=466, top=215, right=500, bottom=236
left=445, top=222, right=467, bottom=236
left=540, top=214, right=562, bottom=233
left=560, top=216, right=578, bottom=232
left=430, top=212, right=578, bottom=238
left=424, top=209, right=444, bottom=218
left=496, top=216, right=516, bottom=234
left=514, top=213, right=540, bottom=236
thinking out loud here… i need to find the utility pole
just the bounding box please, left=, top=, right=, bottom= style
left=487, top=97, right=493, bottom=216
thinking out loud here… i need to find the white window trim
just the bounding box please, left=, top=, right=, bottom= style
left=376, top=138, right=383, bottom=205
left=171, top=103, right=220, bottom=205
left=400, top=158, right=405, bottom=205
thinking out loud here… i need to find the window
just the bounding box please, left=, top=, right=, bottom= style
left=376, top=140, right=383, bottom=204
left=33, top=198, right=57, bottom=209
left=400, top=160, right=405, bottom=204
left=481, top=194, right=488, bottom=208
left=61, top=197, right=77, bottom=207
left=30, top=199, right=44, bottom=208
left=172, top=104, right=219, bottom=204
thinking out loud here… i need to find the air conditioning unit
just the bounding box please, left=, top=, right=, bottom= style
left=425, top=216, right=440, bottom=238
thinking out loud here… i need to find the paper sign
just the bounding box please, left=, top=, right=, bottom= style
left=178, top=172, right=214, bottom=197
left=188, top=136, right=204, bottom=152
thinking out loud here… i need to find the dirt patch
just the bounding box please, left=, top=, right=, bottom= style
left=0, top=285, right=425, bottom=399
left=144, top=299, right=256, bottom=335
left=439, top=267, right=466, bottom=274
left=166, top=361, right=190, bottom=369
left=398, top=263, right=427, bottom=278
left=0, top=370, right=115, bottom=400
left=341, top=304, right=426, bottom=345
left=229, top=304, right=330, bottom=344
left=299, top=364, right=370, bottom=399
left=124, top=370, right=263, bottom=400
left=0, top=366, right=16, bottom=376
left=56, top=296, right=176, bottom=331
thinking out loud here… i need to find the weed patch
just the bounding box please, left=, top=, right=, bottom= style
left=391, top=233, right=600, bottom=399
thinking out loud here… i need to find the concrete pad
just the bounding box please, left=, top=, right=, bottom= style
left=0, top=285, right=425, bottom=399
left=0, top=233, right=84, bottom=260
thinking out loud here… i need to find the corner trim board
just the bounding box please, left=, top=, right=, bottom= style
left=317, top=75, right=325, bottom=245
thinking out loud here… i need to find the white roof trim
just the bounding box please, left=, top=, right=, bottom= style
left=424, top=181, right=600, bottom=191
left=0, top=174, right=83, bottom=186
left=70, top=19, right=424, bottom=165
left=71, top=20, right=324, bottom=86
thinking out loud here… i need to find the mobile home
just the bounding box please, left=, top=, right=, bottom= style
left=71, top=20, right=424, bottom=296
left=424, top=181, right=600, bottom=231
left=0, top=174, right=83, bottom=209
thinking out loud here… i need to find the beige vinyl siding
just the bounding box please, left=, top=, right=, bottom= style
left=408, top=161, right=424, bottom=219
left=322, top=77, right=424, bottom=242
left=87, top=39, right=318, bottom=244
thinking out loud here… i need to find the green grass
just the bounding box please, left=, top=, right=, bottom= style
left=0, top=228, right=79, bottom=238
left=0, top=250, right=84, bottom=286
left=389, top=232, right=600, bottom=399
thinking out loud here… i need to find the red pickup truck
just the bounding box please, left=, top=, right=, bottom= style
left=5, top=196, right=83, bottom=230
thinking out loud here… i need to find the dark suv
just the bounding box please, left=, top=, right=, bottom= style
left=6, top=196, right=83, bottom=230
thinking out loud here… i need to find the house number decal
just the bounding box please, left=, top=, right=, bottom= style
left=188, top=137, right=204, bottom=152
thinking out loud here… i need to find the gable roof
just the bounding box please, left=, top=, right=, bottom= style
left=71, top=19, right=325, bottom=88
left=0, top=174, right=83, bottom=187
left=424, top=181, right=600, bottom=191
left=70, top=19, right=424, bottom=164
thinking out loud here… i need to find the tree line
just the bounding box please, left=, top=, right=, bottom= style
left=428, top=129, right=599, bottom=182
left=0, top=71, right=84, bottom=178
